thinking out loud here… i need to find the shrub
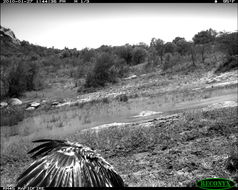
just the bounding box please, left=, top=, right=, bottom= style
left=7, top=63, right=28, bottom=97
left=216, top=32, right=238, bottom=56
left=113, top=57, right=130, bottom=78
left=0, top=106, right=24, bottom=127
left=215, top=55, right=238, bottom=73
left=132, top=47, right=147, bottom=65
left=84, top=53, right=116, bottom=88
left=7, top=60, right=43, bottom=97
left=115, top=45, right=133, bottom=65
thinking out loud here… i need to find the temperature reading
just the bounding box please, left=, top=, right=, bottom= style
left=223, top=0, right=235, bottom=2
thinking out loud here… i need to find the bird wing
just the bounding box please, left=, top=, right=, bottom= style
left=16, top=139, right=124, bottom=187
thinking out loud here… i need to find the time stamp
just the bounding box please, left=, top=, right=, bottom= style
left=1, top=0, right=236, bottom=2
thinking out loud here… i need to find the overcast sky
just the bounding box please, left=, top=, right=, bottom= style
left=1, top=4, right=237, bottom=50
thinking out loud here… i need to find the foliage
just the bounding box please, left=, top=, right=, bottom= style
left=132, top=47, right=147, bottom=65
left=215, top=31, right=238, bottom=56
left=84, top=53, right=116, bottom=88
left=80, top=48, right=96, bottom=63
left=150, top=38, right=164, bottom=63
left=174, top=39, right=191, bottom=56
left=215, top=55, right=238, bottom=73
left=172, top=37, right=185, bottom=44
left=1, top=58, right=44, bottom=98
left=193, top=28, right=217, bottom=45
left=0, top=106, right=24, bottom=126
left=116, top=45, right=133, bottom=65
left=164, top=42, right=177, bottom=54
left=192, top=29, right=217, bottom=63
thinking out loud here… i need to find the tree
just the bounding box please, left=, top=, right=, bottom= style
left=8, top=63, right=28, bottom=97
left=187, top=42, right=196, bottom=66
left=97, top=45, right=113, bottom=54
left=164, top=42, right=177, bottom=54
left=193, top=28, right=217, bottom=44
left=85, top=53, right=116, bottom=88
left=215, top=31, right=238, bottom=56
left=116, top=45, right=133, bottom=65
left=80, top=48, right=96, bottom=63
left=132, top=47, right=147, bottom=65
left=137, top=42, right=149, bottom=50
left=150, top=38, right=164, bottom=63
left=175, top=39, right=191, bottom=56
left=193, top=28, right=217, bottom=63
left=172, top=37, right=185, bottom=45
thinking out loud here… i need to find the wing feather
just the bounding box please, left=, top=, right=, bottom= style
left=17, top=139, right=124, bottom=187
left=17, top=159, right=46, bottom=186
left=28, top=142, right=52, bottom=154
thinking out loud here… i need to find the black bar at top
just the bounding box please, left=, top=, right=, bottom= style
left=67, top=0, right=237, bottom=2
left=43, top=0, right=238, bottom=2
left=1, top=0, right=238, bottom=3
left=85, top=0, right=237, bottom=2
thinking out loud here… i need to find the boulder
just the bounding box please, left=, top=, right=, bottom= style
left=0, top=102, right=8, bottom=108
left=51, top=101, right=60, bottom=106
left=9, top=98, right=22, bottom=105
left=26, top=107, right=35, bottom=111
left=30, top=102, right=40, bottom=108
left=124, top=74, right=137, bottom=80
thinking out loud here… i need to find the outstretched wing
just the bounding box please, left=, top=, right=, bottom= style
left=16, top=139, right=124, bottom=187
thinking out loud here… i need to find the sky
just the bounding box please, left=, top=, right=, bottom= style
left=1, top=4, right=237, bottom=50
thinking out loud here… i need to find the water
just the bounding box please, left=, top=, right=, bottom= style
left=1, top=85, right=237, bottom=140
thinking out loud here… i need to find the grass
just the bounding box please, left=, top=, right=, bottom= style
left=0, top=106, right=25, bottom=127
left=1, top=103, right=237, bottom=187
left=1, top=67, right=237, bottom=187
left=69, top=106, right=237, bottom=187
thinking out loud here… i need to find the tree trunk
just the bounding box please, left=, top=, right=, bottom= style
left=190, top=46, right=196, bottom=66
left=201, top=45, right=205, bottom=63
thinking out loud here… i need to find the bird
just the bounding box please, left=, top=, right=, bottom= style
left=225, top=135, right=238, bottom=174
left=225, top=136, right=238, bottom=185
left=16, top=139, right=125, bottom=187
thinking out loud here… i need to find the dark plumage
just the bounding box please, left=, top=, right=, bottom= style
left=16, top=139, right=124, bottom=187
left=225, top=141, right=238, bottom=174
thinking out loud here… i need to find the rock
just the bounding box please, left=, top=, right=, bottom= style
left=26, top=107, right=35, bottom=111
left=51, top=101, right=60, bottom=106
left=0, top=102, right=8, bottom=108
left=8, top=98, right=22, bottom=105
left=26, top=102, right=40, bottom=110
left=30, top=102, right=40, bottom=108
left=0, top=26, right=21, bottom=45
left=133, top=110, right=162, bottom=118
left=124, top=75, right=137, bottom=80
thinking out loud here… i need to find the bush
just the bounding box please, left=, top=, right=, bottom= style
left=0, top=106, right=24, bottom=127
left=113, top=57, right=130, bottom=78
left=132, top=47, right=147, bottom=65
left=7, top=63, right=28, bottom=97
left=84, top=53, right=116, bottom=88
left=163, top=53, right=173, bottom=70
left=216, top=32, right=238, bottom=56
left=115, top=45, right=133, bottom=65
left=1, top=58, right=44, bottom=98
left=215, top=55, right=238, bottom=73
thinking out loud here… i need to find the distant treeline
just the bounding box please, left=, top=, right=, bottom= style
left=0, top=28, right=237, bottom=99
